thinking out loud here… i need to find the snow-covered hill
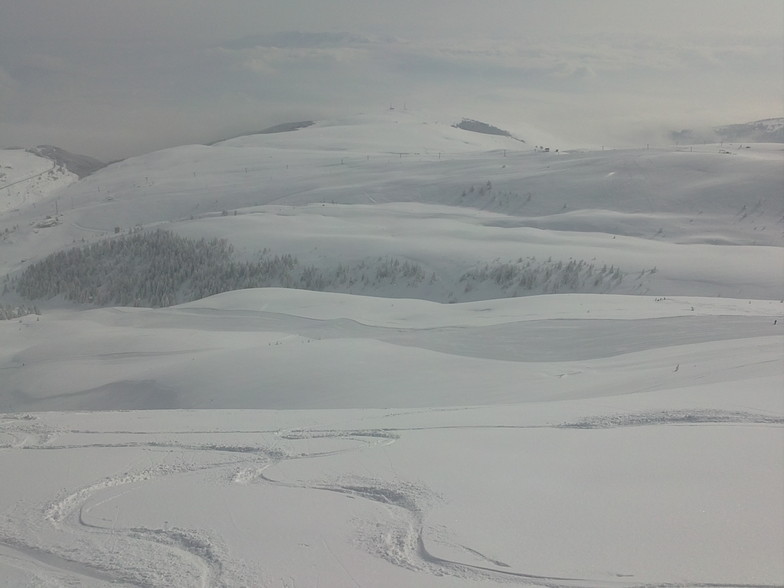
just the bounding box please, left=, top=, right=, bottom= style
left=2, top=288, right=780, bottom=411
left=1, top=110, right=782, bottom=302
left=0, top=111, right=782, bottom=587
left=0, top=148, right=78, bottom=216
left=672, top=117, right=784, bottom=144
left=715, top=117, right=784, bottom=143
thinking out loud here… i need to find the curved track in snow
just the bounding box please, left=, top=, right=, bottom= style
left=0, top=411, right=781, bottom=587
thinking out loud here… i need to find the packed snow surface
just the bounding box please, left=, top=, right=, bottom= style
left=0, top=111, right=782, bottom=586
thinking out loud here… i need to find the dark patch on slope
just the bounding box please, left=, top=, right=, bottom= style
left=256, top=121, right=315, bottom=134
left=452, top=119, right=525, bottom=143
left=208, top=121, right=315, bottom=145
left=5, top=380, right=180, bottom=411
left=26, top=145, right=105, bottom=178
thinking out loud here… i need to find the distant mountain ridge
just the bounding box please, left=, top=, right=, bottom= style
left=671, top=117, right=784, bottom=144
left=211, top=115, right=527, bottom=148
left=208, top=121, right=315, bottom=145
left=714, top=118, right=784, bottom=143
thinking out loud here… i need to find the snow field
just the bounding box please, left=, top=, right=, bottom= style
left=0, top=290, right=782, bottom=585
left=0, top=112, right=782, bottom=586
left=1, top=291, right=782, bottom=411
left=0, top=395, right=781, bottom=586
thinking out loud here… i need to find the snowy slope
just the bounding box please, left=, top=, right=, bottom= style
left=2, top=289, right=781, bottom=411
left=1, top=290, right=782, bottom=586
left=0, top=149, right=78, bottom=215
left=1, top=111, right=782, bottom=300
left=674, top=117, right=784, bottom=144
left=0, top=111, right=783, bottom=587
left=715, top=117, right=784, bottom=142
left=0, top=351, right=781, bottom=586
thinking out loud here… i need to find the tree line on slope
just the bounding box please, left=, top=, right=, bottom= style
left=11, top=230, right=430, bottom=307
left=0, top=303, right=40, bottom=320
left=11, top=229, right=644, bottom=308
left=460, top=257, right=633, bottom=296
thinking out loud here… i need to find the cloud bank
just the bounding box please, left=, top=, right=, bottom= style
left=0, top=1, right=781, bottom=159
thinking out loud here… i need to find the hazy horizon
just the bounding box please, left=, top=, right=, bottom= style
left=1, top=0, right=782, bottom=160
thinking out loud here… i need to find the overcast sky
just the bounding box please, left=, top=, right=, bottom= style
left=1, top=0, right=782, bottom=160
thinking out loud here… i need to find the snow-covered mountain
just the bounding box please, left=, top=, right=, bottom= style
left=715, top=117, right=784, bottom=143
left=672, top=117, right=784, bottom=144
left=0, top=111, right=782, bottom=587
left=2, top=110, right=782, bottom=304
left=0, top=148, right=80, bottom=216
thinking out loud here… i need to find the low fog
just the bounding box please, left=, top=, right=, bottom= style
left=1, top=0, right=782, bottom=160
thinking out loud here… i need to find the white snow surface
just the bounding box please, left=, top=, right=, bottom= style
left=1, top=112, right=783, bottom=586
left=0, top=149, right=77, bottom=215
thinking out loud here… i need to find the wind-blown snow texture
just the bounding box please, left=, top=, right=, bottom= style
left=0, top=111, right=782, bottom=587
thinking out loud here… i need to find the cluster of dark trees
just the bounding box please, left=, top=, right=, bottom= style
left=13, top=230, right=430, bottom=307
left=12, top=229, right=642, bottom=308
left=459, top=257, right=625, bottom=295
left=0, top=304, right=40, bottom=320
left=15, top=230, right=262, bottom=307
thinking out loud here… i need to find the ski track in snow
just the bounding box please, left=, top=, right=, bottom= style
left=0, top=414, right=59, bottom=448
left=36, top=462, right=240, bottom=587
left=1, top=412, right=780, bottom=587
left=559, top=409, right=784, bottom=429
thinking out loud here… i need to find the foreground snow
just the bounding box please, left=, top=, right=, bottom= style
left=2, top=291, right=781, bottom=411
left=1, top=403, right=781, bottom=586
left=1, top=112, right=782, bottom=586
left=1, top=291, right=782, bottom=586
